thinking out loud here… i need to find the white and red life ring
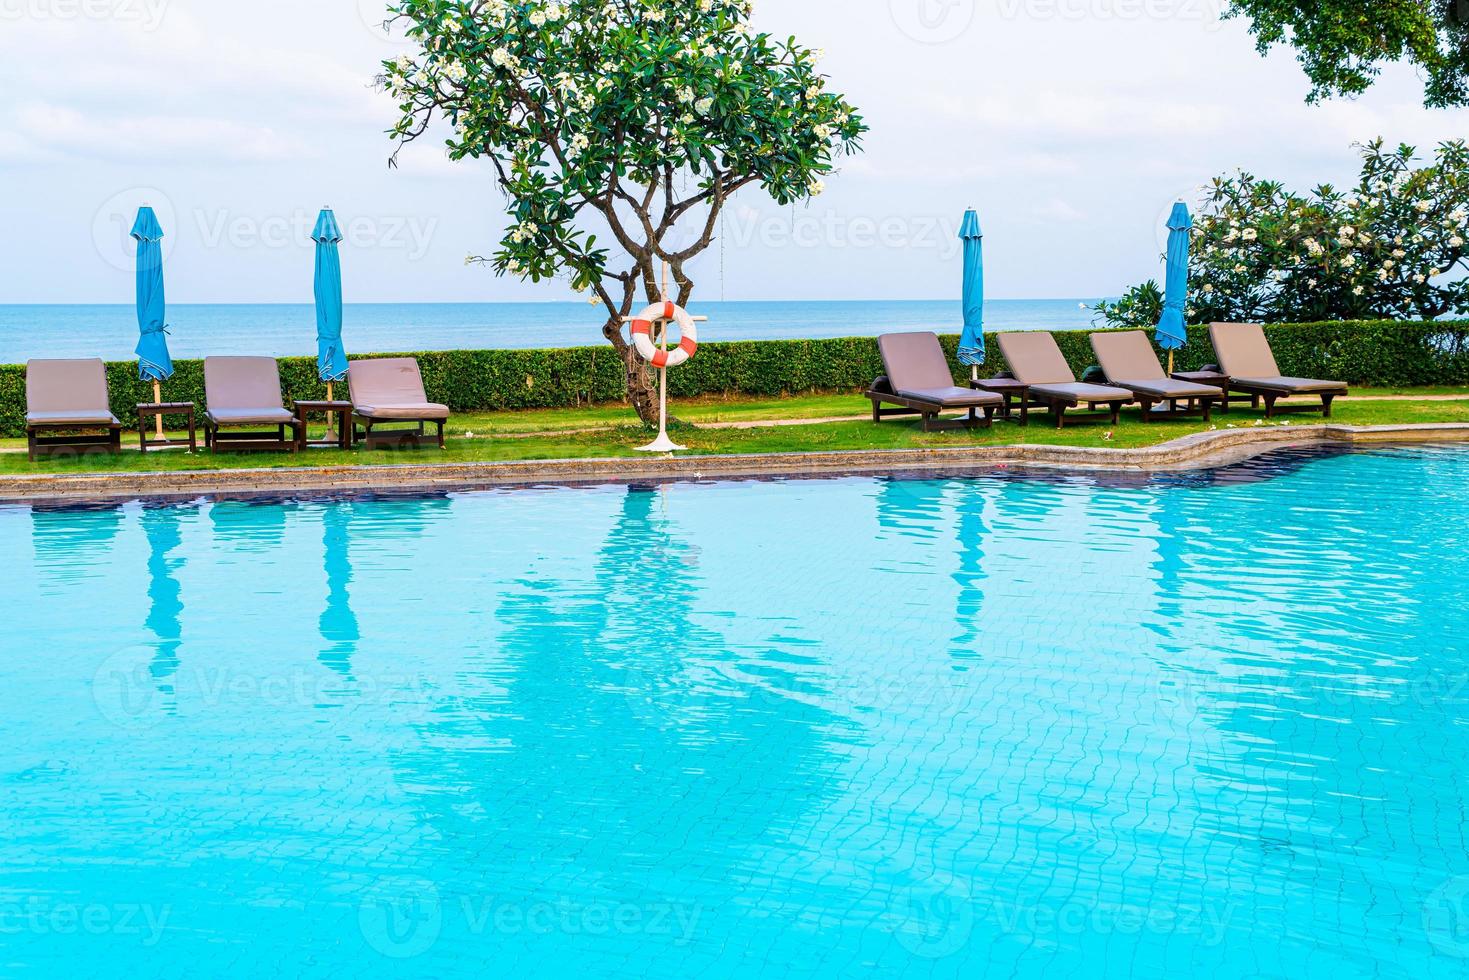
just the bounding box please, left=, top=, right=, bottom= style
left=630, top=301, right=698, bottom=369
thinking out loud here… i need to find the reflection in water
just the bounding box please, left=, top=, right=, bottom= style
left=393, top=484, right=842, bottom=962
left=141, top=506, right=185, bottom=690
left=29, top=504, right=124, bottom=591
left=317, top=505, right=359, bottom=676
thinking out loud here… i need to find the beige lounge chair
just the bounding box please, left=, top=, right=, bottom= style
left=866, top=332, right=1004, bottom=431
left=1208, top=323, right=1348, bottom=417
left=24, top=359, right=123, bottom=461
left=202, top=356, right=301, bottom=453
left=347, top=358, right=448, bottom=449
left=1090, top=331, right=1222, bottom=422
left=995, top=332, right=1135, bottom=428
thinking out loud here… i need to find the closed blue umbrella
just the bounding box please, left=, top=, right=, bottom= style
left=132, top=206, right=172, bottom=385
left=957, top=208, right=985, bottom=381
left=1157, top=201, right=1192, bottom=373
left=312, top=208, right=348, bottom=396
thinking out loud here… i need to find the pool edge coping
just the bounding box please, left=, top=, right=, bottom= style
left=3, top=422, right=1467, bottom=503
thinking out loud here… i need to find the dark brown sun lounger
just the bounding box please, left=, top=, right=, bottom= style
left=995, top=332, right=1135, bottom=428
left=203, top=356, right=301, bottom=453
left=348, top=358, right=449, bottom=449
left=1209, top=322, right=1348, bottom=417
left=1090, top=331, right=1221, bottom=422
left=866, top=332, right=1003, bottom=432
left=24, top=359, right=123, bottom=461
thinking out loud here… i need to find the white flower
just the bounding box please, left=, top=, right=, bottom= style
left=1340, top=254, right=1356, bottom=268
left=805, top=84, right=821, bottom=99
left=1202, top=283, right=1214, bottom=294
left=1338, top=225, right=1356, bottom=239
left=1307, top=278, right=1318, bottom=289
left=807, top=177, right=825, bottom=196
left=1392, top=249, right=1406, bottom=259
left=676, top=86, right=694, bottom=104
left=1415, top=200, right=1433, bottom=213
left=1452, top=235, right=1466, bottom=248
left=694, top=97, right=714, bottom=114
left=1353, top=285, right=1364, bottom=295
left=1413, top=274, right=1427, bottom=284
left=1241, top=228, right=1258, bottom=241
left=1430, top=267, right=1443, bottom=277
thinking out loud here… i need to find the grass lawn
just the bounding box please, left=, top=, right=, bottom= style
left=2, top=389, right=1467, bottom=477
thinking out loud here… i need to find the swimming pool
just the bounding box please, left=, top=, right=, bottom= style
left=3, top=446, right=1468, bottom=977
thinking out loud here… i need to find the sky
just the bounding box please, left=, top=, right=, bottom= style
left=2, top=0, right=1467, bottom=305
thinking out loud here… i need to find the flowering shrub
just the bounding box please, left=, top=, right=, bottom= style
left=378, top=0, right=864, bottom=420
left=1096, top=140, right=1469, bottom=330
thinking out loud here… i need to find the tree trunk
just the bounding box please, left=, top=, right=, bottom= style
left=603, top=317, right=660, bottom=424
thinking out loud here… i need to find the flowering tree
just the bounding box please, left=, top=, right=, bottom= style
left=379, top=0, right=865, bottom=421
left=1095, top=140, right=1469, bottom=329
left=1225, top=0, right=1469, bottom=107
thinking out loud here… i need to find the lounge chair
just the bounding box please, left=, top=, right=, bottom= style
left=994, top=332, right=1135, bottom=428
left=347, top=358, right=448, bottom=449
left=202, top=356, right=301, bottom=453
left=24, top=359, right=123, bottom=461
left=1208, top=323, right=1348, bottom=418
left=866, top=332, right=1003, bottom=432
left=1089, top=330, right=1221, bottom=422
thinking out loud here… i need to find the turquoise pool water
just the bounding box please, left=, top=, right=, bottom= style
left=3, top=447, right=1468, bottom=977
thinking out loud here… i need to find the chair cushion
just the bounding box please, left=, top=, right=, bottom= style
left=349, top=358, right=432, bottom=407
left=1209, top=323, right=1281, bottom=378
left=1117, top=378, right=1223, bottom=400
left=1028, top=382, right=1134, bottom=403
left=896, top=386, right=1005, bottom=409
left=877, top=333, right=956, bottom=393
left=1233, top=376, right=1348, bottom=394
left=207, top=407, right=296, bottom=426
left=996, top=333, right=1077, bottom=385
left=27, top=410, right=120, bottom=427
left=1091, top=331, right=1167, bottom=382
left=354, top=403, right=451, bottom=421
left=26, top=359, right=112, bottom=416
left=205, top=357, right=287, bottom=415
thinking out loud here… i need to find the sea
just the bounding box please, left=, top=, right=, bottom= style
left=0, top=299, right=1101, bottom=363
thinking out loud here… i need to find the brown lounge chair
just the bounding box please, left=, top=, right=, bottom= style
left=1209, top=322, right=1348, bottom=417
left=995, top=332, right=1135, bottom=428
left=866, top=332, right=1003, bottom=432
left=202, top=356, right=301, bottom=453
left=24, top=359, right=123, bottom=461
left=1090, top=331, right=1221, bottom=422
left=348, top=358, right=448, bottom=449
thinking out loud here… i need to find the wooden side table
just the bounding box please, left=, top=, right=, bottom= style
left=1170, top=370, right=1251, bottom=413
left=293, top=400, right=354, bottom=451
left=137, top=402, right=197, bottom=453
left=971, top=377, right=1045, bottom=425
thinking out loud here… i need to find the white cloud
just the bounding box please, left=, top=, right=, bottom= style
left=10, top=103, right=315, bottom=164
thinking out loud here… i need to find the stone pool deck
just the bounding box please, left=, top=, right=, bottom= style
left=1, top=422, right=1466, bottom=504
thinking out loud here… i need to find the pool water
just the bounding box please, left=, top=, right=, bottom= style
left=3, top=447, right=1469, bottom=977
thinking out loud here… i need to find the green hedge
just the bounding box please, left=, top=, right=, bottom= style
left=2, top=319, right=1466, bottom=437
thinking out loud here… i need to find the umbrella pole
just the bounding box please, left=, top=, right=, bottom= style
left=152, top=381, right=163, bottom=438
left=1167, top=352, right=1175, bottom=376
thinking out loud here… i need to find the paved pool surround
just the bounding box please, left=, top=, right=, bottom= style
left=1, top=422, right=1466, bottom=504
